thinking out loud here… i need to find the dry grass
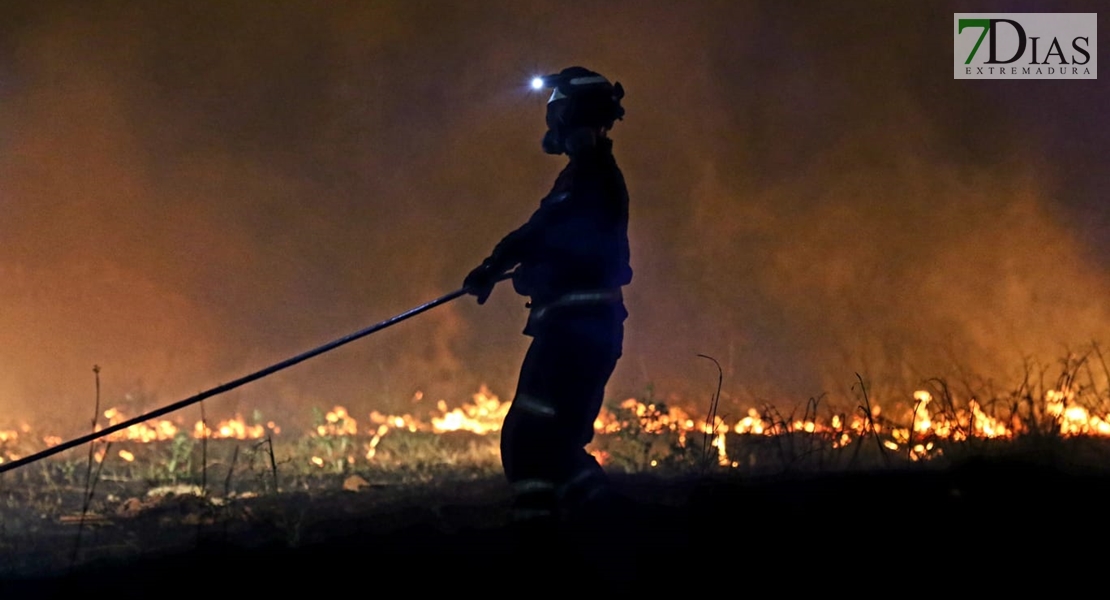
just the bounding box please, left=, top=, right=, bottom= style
left=6, top=349, right=1110, bottom=581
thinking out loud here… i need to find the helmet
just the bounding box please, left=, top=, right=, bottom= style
left=533, top=66, right=625, bottom=155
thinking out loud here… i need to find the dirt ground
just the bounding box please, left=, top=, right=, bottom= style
left=3, top=450, right=1107, bottom=597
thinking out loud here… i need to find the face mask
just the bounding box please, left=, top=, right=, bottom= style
left=541, top=129, right=564, bottom=155
left=541, top=99, right=569, bottom=155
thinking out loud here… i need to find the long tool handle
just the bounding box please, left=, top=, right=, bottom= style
left=0, top=276, right=506, bottom=475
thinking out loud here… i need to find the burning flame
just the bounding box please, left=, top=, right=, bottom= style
left=9, top=380, right=1110, bottom=469
left=194, top=415, right=272, bottom=439
left=100, top=408, right=179, bottom=443
left=431, top=387, right=509, bottom=434
left=1046, top=388, right=1110, bottom=435
left=90, top=408, right=276, bottom=445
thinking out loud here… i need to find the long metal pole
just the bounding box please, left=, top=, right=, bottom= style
left=0, top=280, right=499, bottom=475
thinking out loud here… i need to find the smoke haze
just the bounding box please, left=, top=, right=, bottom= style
left=1, top=1, right=1107, bottom=433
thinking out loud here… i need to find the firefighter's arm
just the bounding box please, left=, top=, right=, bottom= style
left=463, top=196, right=566, bottom=303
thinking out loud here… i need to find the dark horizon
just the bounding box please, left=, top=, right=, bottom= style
left=1, top=1, right=1107, bottom=433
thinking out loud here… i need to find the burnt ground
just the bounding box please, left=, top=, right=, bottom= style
left=3, top=451, right=1108, bottom=597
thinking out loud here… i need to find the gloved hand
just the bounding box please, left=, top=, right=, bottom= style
left=463, top=262, right=499, bottom=305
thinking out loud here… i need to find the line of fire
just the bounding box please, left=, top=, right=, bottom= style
left=5, top=377, right=1110, bottom=471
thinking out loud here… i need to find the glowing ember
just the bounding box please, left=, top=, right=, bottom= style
left=365, top=423, right=390, bottom=460
left=368, top=410, right=423, bottom=433
left=315, top=407, right=357, bottom=437
left=734, top=408, right=766, bottom=435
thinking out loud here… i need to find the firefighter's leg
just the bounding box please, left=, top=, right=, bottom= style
left=501, top=337, right=563, bottom=531
left=501, top=315, right=623, bottom=525
left=552, top=315, right=623, bottom=522
left=499, top=384, right=573, bottom=576
left=543, top=316, right=642, bottom=589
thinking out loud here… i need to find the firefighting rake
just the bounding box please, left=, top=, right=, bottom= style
left=0, top=273, right=512, bottom=475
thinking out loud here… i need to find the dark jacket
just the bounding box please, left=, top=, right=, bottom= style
left=480, top=138, right=632, bottom=330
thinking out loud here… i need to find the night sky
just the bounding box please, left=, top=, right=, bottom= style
left=1, top=1, right=1107, bottom=432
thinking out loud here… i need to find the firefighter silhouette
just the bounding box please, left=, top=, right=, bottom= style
left=464, top=66, right=631, bottom=529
